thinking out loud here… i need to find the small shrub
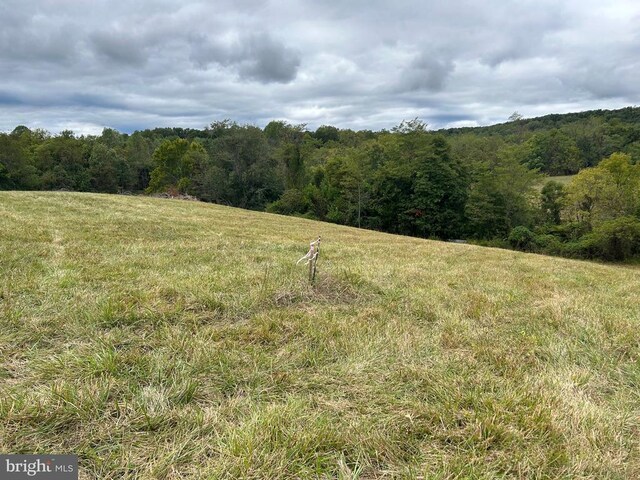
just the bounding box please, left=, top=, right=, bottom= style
left=546, top=221, right=591, bottom=242
left=267, top=189, right=310, bottom=215
left=534, top=234, right=563, bottom=255
left=508, top=226, right=536, bottom=251
left=176, top=177, right=190, bottom=194
left=560, top=238, right=592, bottom=259
left=585, top=216, right=640, bottom=261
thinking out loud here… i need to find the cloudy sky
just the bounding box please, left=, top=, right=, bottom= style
left=1, top=0, right=639, bottom=135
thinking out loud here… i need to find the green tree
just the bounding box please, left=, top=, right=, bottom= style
left=321, top=147, right=371, bottom=226
left=409, top=136, right=468, bottom=238
left=88, top=143, right=120, bottom=193
left=465, top=147, right=539, bottom=239
left=540, top=181, right=566, bottom=224
left=35, top=131, right=89, bottom=190
left=508, top=226, right=536, bottom=251
left=98, top=128, right=125, bottom=150
left=0, top=127, right=42, bottom=189
left=372, top=129, right=468, bottom=239
left=209, top=124, right=283, bottom=209
left=581, top=216, right=640, bottom=260
left=520, top=130, right=582, bottom=175
left=125, top=132, right=154, bottom=191
left=266, top=189, right=310, bottom=215
left=0, top=161, right=8, bottom=188
left=147, top=138, right=196, bottom=194
left=314, top=125, right=340, bottom=144
left=565, top=152, right=640, bottom=226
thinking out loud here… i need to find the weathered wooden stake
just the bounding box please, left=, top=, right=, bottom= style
left=309, top=236, right=320, bottom=284
left=297, top=236, right=321, bottom=284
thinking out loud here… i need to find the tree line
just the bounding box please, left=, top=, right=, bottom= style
left=1, top=107, right=640, bottom=261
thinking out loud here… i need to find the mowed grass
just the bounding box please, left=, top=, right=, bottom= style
left=1, top=191, right=639, bottom=479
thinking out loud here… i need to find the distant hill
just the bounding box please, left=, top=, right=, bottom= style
left=137, top=106, right=640, bottom=175
left=438, top=106, right=640, bottom=180
left=440, top=106, right=640, bottom=137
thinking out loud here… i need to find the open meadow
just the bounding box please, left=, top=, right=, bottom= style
left=1, top=191, right=639, bottom=479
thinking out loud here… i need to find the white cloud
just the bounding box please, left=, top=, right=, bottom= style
left=0, top=0, right=638, bottom=133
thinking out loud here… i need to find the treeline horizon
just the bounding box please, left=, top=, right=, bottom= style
left=2, top=106, right=640, bottom=261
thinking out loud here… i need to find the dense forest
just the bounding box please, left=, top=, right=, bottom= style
left=2, top=107, right=640, bottom=261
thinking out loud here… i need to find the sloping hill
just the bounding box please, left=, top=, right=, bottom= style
left=440, top=105, right=640, bottom=137
left=1, top=192, right=638, bottom=478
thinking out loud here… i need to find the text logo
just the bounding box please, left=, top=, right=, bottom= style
left=0, top=455, right=77, bottom=479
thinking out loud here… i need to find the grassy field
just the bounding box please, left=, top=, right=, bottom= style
left=1, top=191, right=639, bottom=479
left=546, top=175, right=576, bottom=185
left=536, top=175, right=576, bottom=191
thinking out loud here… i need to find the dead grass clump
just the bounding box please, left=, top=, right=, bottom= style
left=272, top=274, right=368, bottom=308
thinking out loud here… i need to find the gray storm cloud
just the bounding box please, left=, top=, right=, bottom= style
left=191, top=32, right=301, bottom=83
left=90, top=30, right=150, bottom=66
left=400, top=53, right=455, bottom=92
left=0, top=0, right=638, bottom=134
